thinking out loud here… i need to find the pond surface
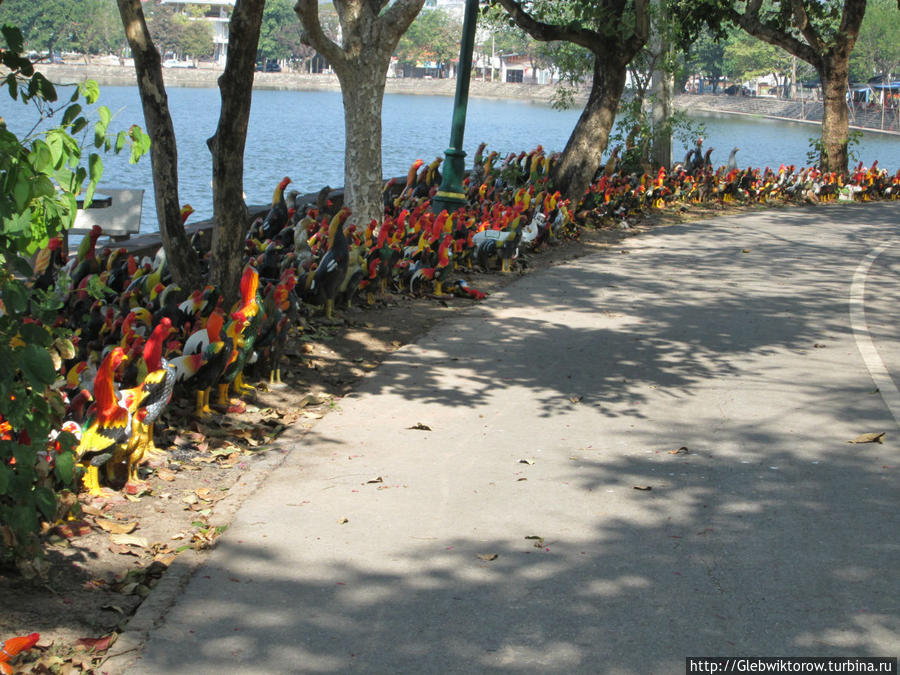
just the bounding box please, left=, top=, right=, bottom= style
left=4, top=87, right=899, bottom=234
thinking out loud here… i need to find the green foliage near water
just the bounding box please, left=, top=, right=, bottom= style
left=0, top=23, right=148, bottom=577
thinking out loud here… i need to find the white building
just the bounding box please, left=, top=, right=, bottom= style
left=161, top=0, right=234, bottom=64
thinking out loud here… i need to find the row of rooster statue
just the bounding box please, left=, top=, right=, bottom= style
left=21, top=142, right=900, bottom=497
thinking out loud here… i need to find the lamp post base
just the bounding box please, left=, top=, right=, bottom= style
left=432, top=147, right=468, bottom=213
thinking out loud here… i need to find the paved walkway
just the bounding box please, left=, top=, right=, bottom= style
left=110, top=203, right=899, bottom=674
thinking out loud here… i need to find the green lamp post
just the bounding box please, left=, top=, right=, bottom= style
left=432, top=0, right=479, bottom=214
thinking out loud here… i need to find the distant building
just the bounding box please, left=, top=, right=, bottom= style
left=423, top=0, right=466, bottom=19
left=160, top=0, right=234, bottom=64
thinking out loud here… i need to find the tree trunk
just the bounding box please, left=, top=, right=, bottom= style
left=294, top=0, right=424, bottom=228
left=552, top=56, right=628, bottom=203
left=337, top=68, right=387, bottom=227
left=116, top=0, right=201, bottom=290
left=818, top=59, right=851, bottom=172
left=206, top=0, right=265, bottom=309
left=650, top=68, right=672, bottom=170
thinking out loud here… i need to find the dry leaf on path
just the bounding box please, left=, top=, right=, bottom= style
left=848, top=432, right=885, bottom=444
left=407, top=423, right=432, bottom=431
left=338, top=517, right=349, bottom=525
left=633, top=485, right=653, bottom=491
left=525, top=535, right=545, bottom=548
left=366, top=476, right=384, bottom=484
left=95, top=518, right=138, bottom=535
left=667, top=446, right=689, bottom=455
left=519, top=458, right=535, bottom=465
left=108, top=542, right=139, bottom=556
left=109, top=533, right=149, bottom=548
left=477, top=553, right=498, bottom=561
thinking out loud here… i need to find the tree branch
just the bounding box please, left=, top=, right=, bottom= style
left=788, top=0, right=824, bottom=54
left=726, top=4, right=819, bottom=66
left=379, top=0, right=426, bottom=44
left=294, top=0, right=345, bottom=66
left=622, top=0, right=650, bottom=60
left=494, top=0, right=601, bottom=52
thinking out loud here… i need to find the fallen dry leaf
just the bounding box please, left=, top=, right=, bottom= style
left=667, top=446, right=689, bottom=455
left=95, top=518, right=138, bottom=535
left=109, top=533, right=149, bottom=548
left=338, top=517, right=349, bottom=525
left=477, top=553, right=498, bottom=561
left=407, top=423, right=432, bottom=431
left=569, top=395, right=583, bottom=403
left=525, top=535, right=545, bottom=548
left=75, top=634, right=117, bottom=653
left=108, top=542, right=139, bottom=556
left=156, top=468, right=178, bottom=481
left=519, top=458, right=535, bottom=465
left=848, top=432, right=885, bottom=444
left=633, top=485, right=653, bottom=491
left=366, top=476, right=384, bottom=484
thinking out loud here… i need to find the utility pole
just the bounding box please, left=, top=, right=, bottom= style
left=431, top=0, right=479, bottom=214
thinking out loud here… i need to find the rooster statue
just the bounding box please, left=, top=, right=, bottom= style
left=310, top=207, right=352, bottom=319
left=75, top=347, right=131, bottom=495
left=115, top=318, right=177, bottom=487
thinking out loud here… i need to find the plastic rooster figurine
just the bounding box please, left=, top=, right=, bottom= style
left=0, top=632, right=39, bottom=675
left=410, top=234, right=453, bottom=296
left=310, top=207, right=351, bottom=319
left=218, top=265, right=261, bottom=405
left=75, top=347, right=130, bottom=496
left=116, top=318, right=176, bottom=487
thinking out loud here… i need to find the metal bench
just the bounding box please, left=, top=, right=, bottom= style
left=71, top=188, right=144, bottom=241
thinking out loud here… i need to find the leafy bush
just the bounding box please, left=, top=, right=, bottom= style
left=0, top=23, right=148, bottom=577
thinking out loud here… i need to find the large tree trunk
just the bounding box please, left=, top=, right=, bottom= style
left=295, top=0, right=425, bottom=227
left=206, top=0, right=265, bottom=309
left=116, top=0, right=200, bottom=290
left=337, top=69, right=387, bottom=226
left=729, top=0, right=866, bottom=174
left=650, top=68, right=673, bottom=170
left=818, top=57, right=852, bottom=172
left=553, top=57, right=628, bottom=203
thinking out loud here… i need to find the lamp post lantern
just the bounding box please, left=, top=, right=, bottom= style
left=432, top=0, right=479, bottom=214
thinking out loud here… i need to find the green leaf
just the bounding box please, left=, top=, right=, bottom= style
left=19, top=322, right=51, bottom=347
left=1, top=25, right=25, bottom=53
left=30, top=140, right=54, bottom=174
left=54, top=449, right=76, bottom=486
left=62, top=104, right=82, bottom=128
left=8, top=254, right=34, bottom=279
left=71, top=116, right=87, bottom=135
left=12, top=178, right=30, bottom=211
left=0, top=463, right=10, bottom=495
left=32, top=174, right=55, bottom=199
left=115, top=130, right=127, bottom=154
left=80, top=80, right=100, bottom=104
left=34, top=487, right=56, bottom=522
left=97, top=105, right=111, bottom=128
left=35, top=72, right=56, bottom=102
left=19, top=344, right=56, bottom=387
left=2, top=279, right=28, bottom=313
left=9, top=504, right=39, bottom=539
left=5, top=73, right=17, bottom=100
left=88, top=153, right=103, bottom=184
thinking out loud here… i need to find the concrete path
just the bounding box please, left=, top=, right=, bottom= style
left=113, top=203, right=900, bottom=674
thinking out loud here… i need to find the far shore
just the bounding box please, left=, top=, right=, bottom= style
left=37, top=62, right=899, bottom=137
left=37, top=62, right=577, bottom=105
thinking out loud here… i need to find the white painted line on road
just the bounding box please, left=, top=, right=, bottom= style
left=850, top=243, right=900, bottom=427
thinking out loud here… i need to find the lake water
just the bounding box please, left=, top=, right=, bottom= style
left=4, top=86, right=900, bottom=235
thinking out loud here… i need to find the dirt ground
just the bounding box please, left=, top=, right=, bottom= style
left=0, top=201, right=759, bottom=673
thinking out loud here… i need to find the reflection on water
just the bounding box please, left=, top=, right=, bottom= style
left=3, top=86, right=899, bottom=234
